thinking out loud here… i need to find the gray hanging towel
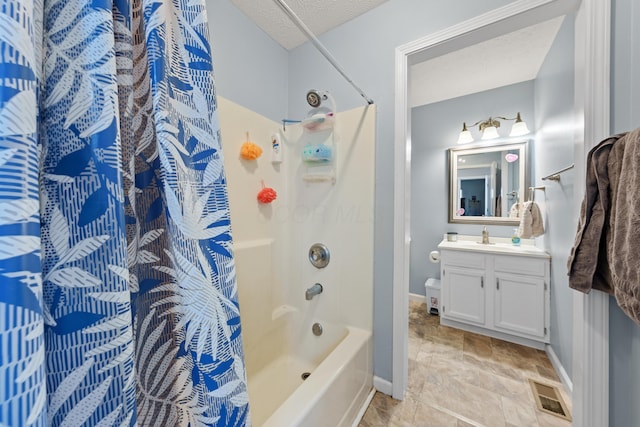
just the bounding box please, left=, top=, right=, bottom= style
left=607, top=128, right=640, bottom=325
left=567, top=134, right=617, bottom=294
left=568, top=128, right=640, bottom=325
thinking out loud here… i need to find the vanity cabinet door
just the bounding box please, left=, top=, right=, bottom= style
left=493, top=271, right=546, bottom=338
left=442, top=266, right=486, bottom=326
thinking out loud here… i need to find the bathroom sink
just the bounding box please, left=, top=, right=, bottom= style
left=438, top=236, right=549, bottom=258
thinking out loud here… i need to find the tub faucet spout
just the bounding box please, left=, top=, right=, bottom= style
left=305, top=283, right=323, bottom=300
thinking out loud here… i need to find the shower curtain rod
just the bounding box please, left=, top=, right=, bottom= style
left=273, top=0, right=374, bottom=105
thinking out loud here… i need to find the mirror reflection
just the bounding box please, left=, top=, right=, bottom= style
left=449, top=141, right=528, bottom=224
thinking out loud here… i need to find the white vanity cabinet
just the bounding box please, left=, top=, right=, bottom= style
left=440, top=250, right=486, bottom=326
left=444, top=265, right=486, bottom=325
left=438, top=238, right=550, bottom=349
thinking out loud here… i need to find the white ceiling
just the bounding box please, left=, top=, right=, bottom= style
left=409, top=17, right=565, bottom=108
left=230, top=0, right=389, bottom=50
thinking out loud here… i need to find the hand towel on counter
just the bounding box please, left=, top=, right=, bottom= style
left=517, top=201, right=544, bottom=238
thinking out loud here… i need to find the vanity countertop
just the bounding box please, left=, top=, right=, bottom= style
left=437, top=235, right=550, bottom=259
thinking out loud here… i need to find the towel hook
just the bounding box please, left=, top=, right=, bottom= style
left=528, top=186, right=546, bottom=202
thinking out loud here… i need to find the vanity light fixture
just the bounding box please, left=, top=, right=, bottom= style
left=456, top=112, right=530, bottom=144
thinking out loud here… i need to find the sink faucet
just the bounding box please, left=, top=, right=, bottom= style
left=305, top=283, right=323, bottom=300
left=481, top=226, right=490, bottom=244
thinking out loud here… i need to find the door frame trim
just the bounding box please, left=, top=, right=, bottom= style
left=392, top=1, right=610, bottom=425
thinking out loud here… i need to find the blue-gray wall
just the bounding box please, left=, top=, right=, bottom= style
left=287, top=0, right=514, bottom=382
left=610, top=0, right=640, bottom=425
left=410, top=81, right=535, bottom=296
left=206, top=0, right=288, bottom=122
left=532, top=14, right=575, bottom=380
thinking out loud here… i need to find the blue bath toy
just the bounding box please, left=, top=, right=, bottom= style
left=302, top=144, right=333, bottom=162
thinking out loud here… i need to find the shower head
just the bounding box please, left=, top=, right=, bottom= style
left=306, top=89, right=329, bottom=108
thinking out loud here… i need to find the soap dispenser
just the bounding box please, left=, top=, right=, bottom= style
left=512, top=228, right=521, bottom=246
left=482, top=226, right=490, bottom=244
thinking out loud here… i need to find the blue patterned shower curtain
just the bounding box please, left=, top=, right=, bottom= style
left=0, top=0, right=249, bottom=425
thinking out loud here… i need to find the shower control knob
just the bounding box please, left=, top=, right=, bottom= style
left=309, top=243, right=330, bottom=269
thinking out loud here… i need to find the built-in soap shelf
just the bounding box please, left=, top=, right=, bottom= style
left=302, top=173, right=335, bottom=183
left=271, top=304, right=298, bottom=321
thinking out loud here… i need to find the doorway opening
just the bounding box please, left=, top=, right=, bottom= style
left=392, top=1, right=611, bottom=426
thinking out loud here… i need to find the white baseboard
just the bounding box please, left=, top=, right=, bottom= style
left=373, top=376, right=393, bottom=396
left=409, top=292, right=425, bottom=304
left=546, top=345, right=573, bottom=396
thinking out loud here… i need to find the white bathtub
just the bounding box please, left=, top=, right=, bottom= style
left=245, top=311, right=373, bottom=427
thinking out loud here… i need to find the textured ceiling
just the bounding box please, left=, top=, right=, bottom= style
left=410, top=17, right=565, bottom=108
left=230, top=0, right=389, bottom=50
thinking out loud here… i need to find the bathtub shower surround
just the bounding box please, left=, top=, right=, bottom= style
left=219, top=99, right=376, bottom=426
left=0, top=1, right=249, bottom=426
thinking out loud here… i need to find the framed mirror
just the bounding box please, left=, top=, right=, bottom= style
left=448, top=141, right=529, bottom=225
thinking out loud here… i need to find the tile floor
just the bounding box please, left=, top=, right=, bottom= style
left=359, top=301, right=572, bottom=427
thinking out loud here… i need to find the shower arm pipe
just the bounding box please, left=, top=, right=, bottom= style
left=272, top=0, right=374, bottom=105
